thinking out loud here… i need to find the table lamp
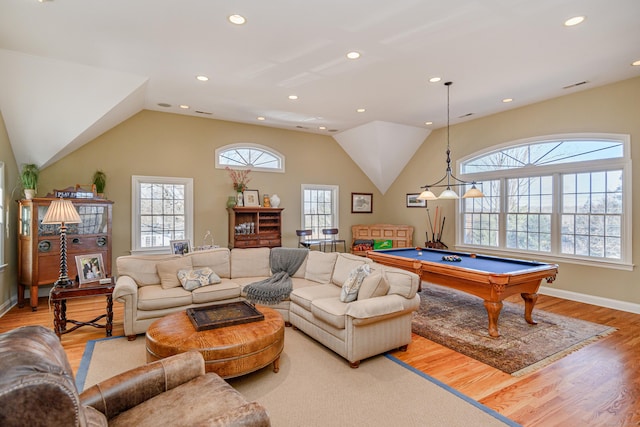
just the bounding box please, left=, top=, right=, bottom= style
left=42, top=198, right=82, bottom=287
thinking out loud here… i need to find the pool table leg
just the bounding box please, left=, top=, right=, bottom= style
left=521, top=292, right=539, bottom=325
left=483, top=300, right=502, bottom=338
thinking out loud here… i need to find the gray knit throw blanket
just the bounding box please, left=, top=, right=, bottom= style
left=244, top=247, right=309, bottom=305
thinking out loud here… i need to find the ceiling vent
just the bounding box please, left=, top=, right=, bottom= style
left=563, top=81, right=589, bottom=89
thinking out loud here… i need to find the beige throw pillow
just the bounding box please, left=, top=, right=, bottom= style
left=157, top=257, right=193, bottom=289
left=357, top=268, right=389, bottom=300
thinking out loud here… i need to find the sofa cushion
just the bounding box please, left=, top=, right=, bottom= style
left=311, top=298, right=348, bottom=329
left=357, top=267, right=389, bottom=300
left=138, top=285, right=193, bottom=310
left=383, top=267, right=419, bottom=299
left=188, top=248, right=231, bottom=278
left=117, top=255, right=180, bottom=287
left=340, top=264, right=371, bottom=303
left=332, top=254, right=372, bottom=287
left=177, top=268, right=221, bottom=291
left=231, top=248, right=271, bottom=278
left=157, top=257, right=193, bottom=289
left=290, top=285, right=341, bottom=311
left=291, top=254, right=308, bottom=278
left=304, top=251, right=338, bottom=284
left=191, top=280, right=242, bottom=304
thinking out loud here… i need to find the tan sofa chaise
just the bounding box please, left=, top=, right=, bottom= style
left=114, top=247, right=420, bottom=367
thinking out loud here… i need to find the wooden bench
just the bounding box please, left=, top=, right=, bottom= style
left=351, top=224, right=414, bottom=256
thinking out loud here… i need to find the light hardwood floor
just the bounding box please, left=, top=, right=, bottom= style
left=1, top=293, right=638, bottom=426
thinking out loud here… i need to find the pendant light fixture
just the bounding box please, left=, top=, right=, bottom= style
left=418, top=82, right=483, bottom=200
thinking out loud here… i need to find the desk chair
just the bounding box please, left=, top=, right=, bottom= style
left=321, top=228, right=347, bottom=252
left=296, top=229, right=323, bottom=250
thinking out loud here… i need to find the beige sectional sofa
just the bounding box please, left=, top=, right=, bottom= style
left=114, top=247, right=420, bottom=367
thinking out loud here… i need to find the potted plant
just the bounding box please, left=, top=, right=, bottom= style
left=92, top=170, right=106, bottom=197
left=20, top=163, right=40, bottom=199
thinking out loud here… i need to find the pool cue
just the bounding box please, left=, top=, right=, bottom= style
left=427, top=209, right=434, bottom=242
left=440, top=217, right=446, bottom=242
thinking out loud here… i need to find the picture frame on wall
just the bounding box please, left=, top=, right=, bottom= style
left=170, top=239, right=191, bottom=255
left=406, top=193, right=427, bottom=208
left=75, top=253, right=105, bottom=284
left=351, top=192, right=373, bottom=213
left=243, top=189, right=260, bottom=207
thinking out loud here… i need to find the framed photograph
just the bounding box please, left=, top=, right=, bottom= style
left=170, top=239, right=191, bottom=255
left=75, top=253, right=105, bottom=284
left=351, top=192, right=373, bottom=213
left=243, top=189, right=260, bottom=207
left=406, top=193, right=427, bottom=207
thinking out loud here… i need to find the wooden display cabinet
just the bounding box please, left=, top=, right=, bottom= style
left=18, top=197, right=113, bottom=311
left=227, top=207, right=283, bottom=249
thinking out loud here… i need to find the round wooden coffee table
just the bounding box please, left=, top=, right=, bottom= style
left=145, top=305, right=284, bottom=378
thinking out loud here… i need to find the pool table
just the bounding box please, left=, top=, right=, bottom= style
left=366, top=247, right=558, bottom=337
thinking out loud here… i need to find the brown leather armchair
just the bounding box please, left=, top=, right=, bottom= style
left=0, top=325, right=270, bottom=426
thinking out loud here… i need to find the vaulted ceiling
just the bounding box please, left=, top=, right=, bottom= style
left=1, top=0, right=639, bottom=193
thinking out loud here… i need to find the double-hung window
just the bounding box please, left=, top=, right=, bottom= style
left=131, top=176, right=193, bottom=254
left=301, top=185, right=339, bottom=239
left=458, top=134, right=631, bottom=269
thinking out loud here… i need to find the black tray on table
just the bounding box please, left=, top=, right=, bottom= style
left=186, top=301, right=264, bottom=331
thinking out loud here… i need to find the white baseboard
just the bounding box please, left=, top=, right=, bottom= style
left=540, top=286, right=640, bottom=314
left=0, top=296, right=17, bottom=318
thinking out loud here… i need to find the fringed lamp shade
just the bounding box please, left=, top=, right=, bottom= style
left=42, top=199, right=81, bottom=287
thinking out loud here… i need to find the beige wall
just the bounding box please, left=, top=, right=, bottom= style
left=382, top=76, right=640, bottom=305
left=38, top=111, right=386, bottom=263
left=2, top=76, right=639, bottom=311
left=0, top=111, right=19, bottom=312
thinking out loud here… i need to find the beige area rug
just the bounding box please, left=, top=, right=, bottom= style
left=77, top=328, right=518, bottom=427
left=413, top=284, right=617, bottom=376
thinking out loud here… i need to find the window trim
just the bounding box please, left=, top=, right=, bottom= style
left=300, top=184, right=340, bottom=239
left=455, top=133, right=632, bottom=270
left=131, top=175, right=194, bottom=255
left=215, top=143, right=285, bottom=173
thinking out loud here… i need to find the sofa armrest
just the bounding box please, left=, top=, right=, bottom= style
left=346, top=294, right=419, bottom=324
left=80, top=351, right=205, bottom=419
left=113, top=275, right=137, bottom=301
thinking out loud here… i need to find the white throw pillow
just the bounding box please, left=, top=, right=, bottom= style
left=177, top=267, right=222, bottom=291
left=340, top=264, right=371, bottom=303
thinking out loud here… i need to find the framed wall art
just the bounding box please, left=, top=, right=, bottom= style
left=351, top=193, right=373, bottom=213
left=75, top=253, right=105, bottom=284
left=406, top=193, right=427, bottom=208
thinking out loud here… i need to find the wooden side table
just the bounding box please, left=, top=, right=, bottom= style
left=50, top=279, right=115, bottom=339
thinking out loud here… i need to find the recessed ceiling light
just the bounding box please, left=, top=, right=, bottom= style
left=502, top=98, right=513, bottom=103
left=228, top=14, right=246, bottom=25
left=429, top=77, right=441, bottom=83
left=424, top=121, right=433, bottom=126
left=356, top=108, right=366, bottom=113
left=564, top=16, right=585, bottom=27
left=179, top=105, right=189, bottom=109
left=288, top=95, right=298, bottom=100
left=346, top=51, right=361, bottom=60
left=319, top=126, right=326, bottom=130
left=196, top=75, right=209, bottom=82
left=257, top=116, right=266, bottom=121
left=632, top=59, right=640, bottom=66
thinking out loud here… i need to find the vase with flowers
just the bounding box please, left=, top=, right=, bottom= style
left=226, top=167, right=251, bottom=207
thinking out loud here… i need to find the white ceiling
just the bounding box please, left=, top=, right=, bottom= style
left=1, top=0, right=639, bottom=192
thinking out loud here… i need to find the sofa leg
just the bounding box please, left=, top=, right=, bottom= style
left=285, top=321, right=292, bottom=327
left=292, top=325, right=299, bottom=331
left=127, top=335, right=137, bottom=341
left=398, top=344, right=408, bottom=352
left=349, top=360, right=360, bottom=369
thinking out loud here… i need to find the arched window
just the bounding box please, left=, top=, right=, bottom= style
left=216, top=144, right=284, bottom=172
left=457, top=134, right=631, bottom=269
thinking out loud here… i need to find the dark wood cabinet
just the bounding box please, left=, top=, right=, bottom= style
left=18, top=197, right=113, bottom=311
left=227, top=207, right=283, bottom=249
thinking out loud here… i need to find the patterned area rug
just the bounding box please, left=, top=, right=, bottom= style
left=412, top=284, right=616, bottom=376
